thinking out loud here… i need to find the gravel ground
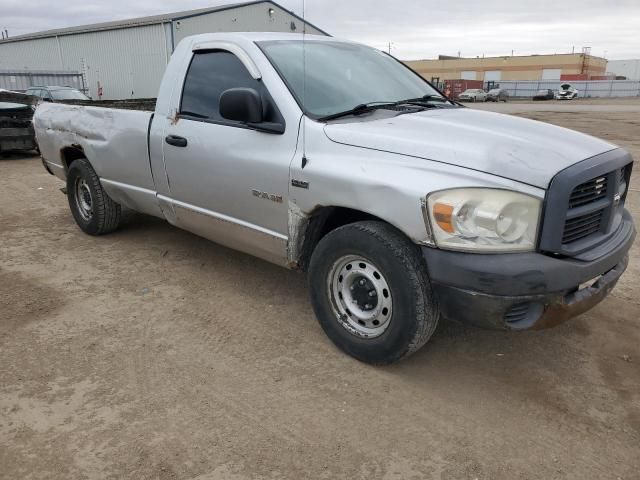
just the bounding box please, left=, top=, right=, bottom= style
left=1, top=104, right=639, bottom=480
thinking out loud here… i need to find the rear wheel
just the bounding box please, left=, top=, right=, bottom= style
left=308, top=221, right=440, bottom=365
left=66, top=158, right=121, bottom=235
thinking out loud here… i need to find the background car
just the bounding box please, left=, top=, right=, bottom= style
left=0, top=93, right=37, bottom=155
left=556, top=83, right=579, bottom=100
left=25, top=86, right=91, bottom=102
left=533, top=89, right=555, bottom=100
left=485, top=88, right=509, bottom=102
left=458, top=89, right=488, bottom=102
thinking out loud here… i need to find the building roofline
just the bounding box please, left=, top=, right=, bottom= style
left=408, top=52, right=607, bottom=62
left=0, top=0, right=329, bottom=44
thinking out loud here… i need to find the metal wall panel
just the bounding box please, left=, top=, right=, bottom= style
left=57, top=24, right=168, bottom=100
left=173, top=3, right=325, bottom=45
left=0, top=70, right=85, bottom=92
left=0, top=37, right=62, bottom=70
left=0, top=3, right=326, bottom=100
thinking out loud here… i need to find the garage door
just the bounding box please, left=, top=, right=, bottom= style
left=542, top=69, right=562, bottom=80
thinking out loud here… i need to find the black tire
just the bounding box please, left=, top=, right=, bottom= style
left=66, top=158, right=121, bottom=235
left=308, top=221, right=440, bottom=365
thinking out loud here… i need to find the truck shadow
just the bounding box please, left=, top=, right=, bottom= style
left=109, top=213, right=634, bottom=402
left=55, top=210, right=639, bottom=440
left=114, top=211, right=597, bottom=372
left=0, top=150, right=39, bottom=161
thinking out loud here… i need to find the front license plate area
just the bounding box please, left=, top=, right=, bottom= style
left=579, top=276, right=602, bottom=291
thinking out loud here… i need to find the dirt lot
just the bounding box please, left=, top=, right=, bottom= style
left=1, top=103, right=640, bottom=480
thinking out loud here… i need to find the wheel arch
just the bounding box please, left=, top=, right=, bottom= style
left=60, top=145, right=87, bottom=173
left=294, top=206, right=401, bottom=272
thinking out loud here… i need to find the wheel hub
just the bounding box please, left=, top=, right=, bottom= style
left=329, top=255, right=393, bottom=339
left=350, top=276, right=378, bottom=311
left=75, top=178, right=93, bottom=221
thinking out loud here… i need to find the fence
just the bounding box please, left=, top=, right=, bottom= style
left=494, top=80, right=640, bottom=98
left=0, top=70, right=86, bottom=93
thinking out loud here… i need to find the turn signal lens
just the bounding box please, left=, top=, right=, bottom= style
left=433, top=203, right=455, bottom=233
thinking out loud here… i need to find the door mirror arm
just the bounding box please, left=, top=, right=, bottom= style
left=247, top=122, right=285, bottom=135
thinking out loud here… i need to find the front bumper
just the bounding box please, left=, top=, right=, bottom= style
left=422, top=211, right=636, bottom=330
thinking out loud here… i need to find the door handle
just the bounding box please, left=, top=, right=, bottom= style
left=165, top=135, right=188, bottom=148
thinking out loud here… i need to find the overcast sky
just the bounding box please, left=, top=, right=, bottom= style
left=1, top=0, right=638, bottom=60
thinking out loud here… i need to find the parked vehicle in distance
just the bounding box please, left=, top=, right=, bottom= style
left=457, top=88, right=488, bottom=102
left=557, top=83, right=579, bottom=100
left=0, top=90, right=38, bottom=155
left=33, top=33, right=636, bottom=365
left=25, top=86, right=91, bottom=102
left=485, top=88, right=509, bottom=102
left=533, top=89, right=556, bottom=101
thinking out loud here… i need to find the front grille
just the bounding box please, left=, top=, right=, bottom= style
left=539, top=150, right=633, bottom=257
left=568, top=176, right=608, bottom=208
left=563, top=210, right=605, bottom=244
left=561, top=163, right=632, bottom=246
left=0, top=109, right=34, bottom=129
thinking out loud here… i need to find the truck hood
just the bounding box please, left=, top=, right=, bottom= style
left=323, top=108, right=615, bottom=189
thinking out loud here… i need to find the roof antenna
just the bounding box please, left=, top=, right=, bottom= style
left=301, top=0, right=308, bottom=168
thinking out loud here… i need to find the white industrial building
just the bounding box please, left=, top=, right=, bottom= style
left=0, top=1, right=327, bottom=99
left=607, top=59, right=640, bottom=81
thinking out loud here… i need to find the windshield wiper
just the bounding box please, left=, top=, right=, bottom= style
left=397, top=94, right=450, bottom=106
left=318, top=102, right=399, bottom=122
left=318, top=95, right=452, bottom=122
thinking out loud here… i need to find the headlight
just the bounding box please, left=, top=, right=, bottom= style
left=426, top=188, right=542, bottom=252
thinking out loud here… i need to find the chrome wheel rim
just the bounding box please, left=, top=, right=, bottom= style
left=328, top=255, right=393, bottom=339
left=75, top=178, right=93, bottom=221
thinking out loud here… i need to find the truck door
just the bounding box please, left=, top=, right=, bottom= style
left=160, top=49, right=298, bottom=266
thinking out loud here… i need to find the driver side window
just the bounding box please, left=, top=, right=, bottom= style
left=180, top=50, right=266, bottom=123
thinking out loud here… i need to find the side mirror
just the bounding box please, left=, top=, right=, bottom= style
left=220, top=88, right=264, bottom=124
left=42, top=97, right=52, bottom=103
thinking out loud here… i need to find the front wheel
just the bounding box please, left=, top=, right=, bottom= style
left=308, top=221, right=440, bottom=365
left=66, top=158, right=122, bottom=235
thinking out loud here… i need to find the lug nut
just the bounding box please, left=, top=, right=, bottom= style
left=369, top=290, right=377, bottom=297
left=360, top=279, right=366, bottom=286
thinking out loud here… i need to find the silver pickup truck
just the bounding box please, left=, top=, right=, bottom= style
left=34, top=33, right=635, bottom=364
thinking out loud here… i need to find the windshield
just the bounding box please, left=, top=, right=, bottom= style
left=50, top=89, right=90, bottom=101
left=258, top=40, right=443, bottom=119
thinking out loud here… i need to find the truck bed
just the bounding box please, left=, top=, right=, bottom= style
left=61, top=98, right=157, bottom=111
left=35, top=102, right=157, bottom=199
left=0, top=91, right=156, bottom=111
